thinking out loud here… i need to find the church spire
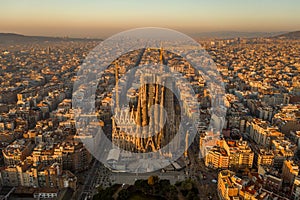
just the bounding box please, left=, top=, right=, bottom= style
left=115, top=62, right=120, bottom=112
left=160, top=43, right=164, bottom=72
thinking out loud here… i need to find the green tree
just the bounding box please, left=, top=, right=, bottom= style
left=117, top=189, right=129, bottom=200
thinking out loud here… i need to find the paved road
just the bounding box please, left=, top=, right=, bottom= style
left=78, top=159, right=101, bottom=200
left=186, top=144, right=219, bottom=199
left=110, top=170, right=185, bottom=185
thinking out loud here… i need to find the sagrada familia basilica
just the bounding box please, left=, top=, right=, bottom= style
left=111, top=49, right=181, bottom=153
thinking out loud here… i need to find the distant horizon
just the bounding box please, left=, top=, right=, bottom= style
left=1, top=0, right=299, bottom=38
left=0, top=29, right=297, bottom=39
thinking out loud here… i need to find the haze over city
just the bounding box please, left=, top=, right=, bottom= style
left=1, top=0, right=300, bottom=38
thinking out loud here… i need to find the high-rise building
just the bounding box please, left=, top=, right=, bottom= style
left=0, top=162, right=76, bottom=190
left=217, top=170, right=241, bottom=200
left=226, top=140, right=254, bottom=169
left=205, top=145, right=229, bottom=169
left=3, top=139, right=34, bottom=166
left=282, top=160, right=299, bottom=185
left=205, top=140, right=254, bottom=169
left=256, top=149, right=274, bottom=167
left=246, top=118, right=284, bottom=147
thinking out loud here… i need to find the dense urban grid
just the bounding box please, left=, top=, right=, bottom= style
left=0, top=34, right=299, bottom=200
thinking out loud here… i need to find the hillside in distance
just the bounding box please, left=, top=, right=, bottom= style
left=273, top=31, right=300, bottom=39
left=191, top=31, right=286, bottom=39
left=0, top=33, right=102, bottom=45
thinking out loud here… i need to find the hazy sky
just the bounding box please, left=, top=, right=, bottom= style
left=1, top=0, right=299, bottom=38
